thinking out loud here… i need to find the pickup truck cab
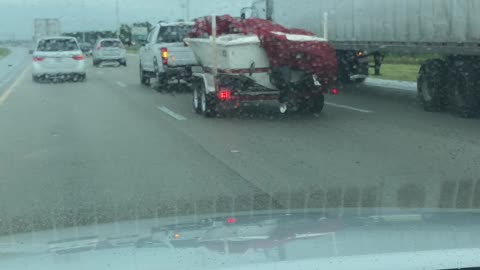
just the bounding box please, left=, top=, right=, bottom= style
left=139, top=22, right=198, bottom=88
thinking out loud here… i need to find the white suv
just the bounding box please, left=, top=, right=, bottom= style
left=32, top=37, right=86, bottom=82
left=92, top=38, right=127, bottom=67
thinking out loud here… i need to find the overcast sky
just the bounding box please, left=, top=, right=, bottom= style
left=0, top=0, right=253, bottom=39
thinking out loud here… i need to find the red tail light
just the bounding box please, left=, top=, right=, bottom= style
left=218, top=88, right=232, bottom=101
left=72, top=55, right=85, bottom=60
left=161, top=47, right=168, bottom=65
left=226, top=218, right=237, bottom=224
left=33, top=57, right=44, bottom=62
left=331, top=88, right=339, bottom=95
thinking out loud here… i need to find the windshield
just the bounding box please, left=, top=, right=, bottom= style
left=1, top=0, right=480, bottom=269
left=36, top=38, right=79, bottom=51
left=158, top=25, right=193, bottom=43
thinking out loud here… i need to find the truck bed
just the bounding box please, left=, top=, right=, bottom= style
left=264, top=0, right=480, bottom=55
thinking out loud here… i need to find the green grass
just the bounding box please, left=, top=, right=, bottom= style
left=366, top=53, right=430, bottom=82
left=0, top=48, right=10, bottom=59
left=370, top=63, right=420, bottom=82
left=127, top=47, right=139, bottom=54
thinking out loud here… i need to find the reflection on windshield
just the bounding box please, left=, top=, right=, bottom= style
left=36, top=39, right=78, bottom=51
left=159, top=26, right=193, bottom=42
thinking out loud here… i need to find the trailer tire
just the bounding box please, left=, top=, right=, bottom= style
left=417, top=59, right=447, bottom=112
left=309, top=94, right=325, bottom=113
left=448, top=67, right=478, bottom=118
left=192, top=81, right=202, bottom=114
left=300, top=94, right=325, bottom=113
left=201, top=88, right=217, bottom=118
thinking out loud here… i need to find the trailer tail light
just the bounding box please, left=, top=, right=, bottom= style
left=33, top=57, right=44, bottom=62
left=218, top=88, right=232, bottom=101
left=226, top=217, right=237, bottom=224
left=161, top=47, right=168, bottom=65
left=331, top=88, right=339, bottom=95
left=72, top=54, right=85, bottom=60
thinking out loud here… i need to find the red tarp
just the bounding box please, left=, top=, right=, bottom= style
left=189, top=15, right=338, bottom=82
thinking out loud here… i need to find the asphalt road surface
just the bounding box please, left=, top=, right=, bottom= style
left=1, top=52, right=480, bottom=235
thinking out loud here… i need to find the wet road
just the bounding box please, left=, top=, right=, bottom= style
left=1, top=51, right=480, bottom=235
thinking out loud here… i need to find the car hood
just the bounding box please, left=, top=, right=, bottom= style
left=1, top=208, right=480, bottom=270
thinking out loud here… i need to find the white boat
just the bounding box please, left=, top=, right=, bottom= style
left=185, top=32, right=327, bottom=89
left=185, top=34, right=269, bottom=71
left=185, top=16, right=333, bottom=116
left=185, top=32, right=328, bottom=72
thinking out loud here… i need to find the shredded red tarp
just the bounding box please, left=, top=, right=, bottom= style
left=189, top=15, right=337, bottom=82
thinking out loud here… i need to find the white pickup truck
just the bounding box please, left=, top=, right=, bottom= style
left=139, top=22, right=198, bottom=89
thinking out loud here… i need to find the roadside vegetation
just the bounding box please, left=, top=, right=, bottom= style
left=368, top=54, right=437, bottom=82
left=0, top=48, right=11, bottom=59
left=127, top=46, right=139, bottom=54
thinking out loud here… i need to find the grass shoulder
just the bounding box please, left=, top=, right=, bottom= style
left=0, top=48, right=11, bottom=59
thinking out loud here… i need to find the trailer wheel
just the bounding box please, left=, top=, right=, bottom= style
left=448, top=70, right=478, bottom=118
left=309, top=94, right=325, bottom=113
left=300, top=94, right=325, bottom=113
left=201, top=88, right=217, bottom=117
left=417, top=59, right=447, bottom=112
left=192, top=81, right=202, bottom=114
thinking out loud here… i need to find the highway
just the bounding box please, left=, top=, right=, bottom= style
left=1, top=50, right=480, bottom=235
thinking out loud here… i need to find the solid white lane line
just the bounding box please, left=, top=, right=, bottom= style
left=0, top=65, right=30, bottom=106
left=325, top=102, right=373, bottom=113
left=116, top=81, right=127, bottom=88
left=157, top=106, right=187, bottom=120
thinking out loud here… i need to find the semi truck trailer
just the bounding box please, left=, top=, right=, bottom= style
left=247, top=0, right=480, bottom=117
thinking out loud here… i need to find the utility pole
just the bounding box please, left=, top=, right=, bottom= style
left=81, top=0, right=86, bottom=42
left=116, top=0, right=120, bottom=38
left=186, top=0, right=190, bottom=21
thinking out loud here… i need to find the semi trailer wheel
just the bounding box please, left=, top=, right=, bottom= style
left=417, top=59, right=447, bottom=112
left=448, top=70, right=478, bottom=118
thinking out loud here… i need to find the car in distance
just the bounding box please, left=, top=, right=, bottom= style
left=92, top=38, right=127, bottom=67
left=32, top=36, right=86, bottom=82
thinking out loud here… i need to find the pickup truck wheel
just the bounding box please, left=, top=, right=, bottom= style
left=417, top=59, right=447, bottom=112
left=192, top=82, right=202, bottom=114
left=156, top=72, right=168, bottom=92
left=201, top=89, right=217, bottom=117
left=139, top=64, right=150, bottom=86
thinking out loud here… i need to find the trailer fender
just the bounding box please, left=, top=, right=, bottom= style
left=192, top=73, right=216, bottom=94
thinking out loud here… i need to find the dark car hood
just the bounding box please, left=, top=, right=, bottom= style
left=1, top=209, right=480, bottom=270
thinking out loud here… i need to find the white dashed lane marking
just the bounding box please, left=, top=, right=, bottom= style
left=325, top=102, right=373, bottom=113
left=116, top=81, right=127, bottom=88
left=157, top=106, right=187, bottom=121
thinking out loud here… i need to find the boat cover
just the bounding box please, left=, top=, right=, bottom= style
left=188, top=15, right=337, bottom=83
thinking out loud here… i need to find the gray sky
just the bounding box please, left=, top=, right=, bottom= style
left=0, top=0, right=252, bottom=39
